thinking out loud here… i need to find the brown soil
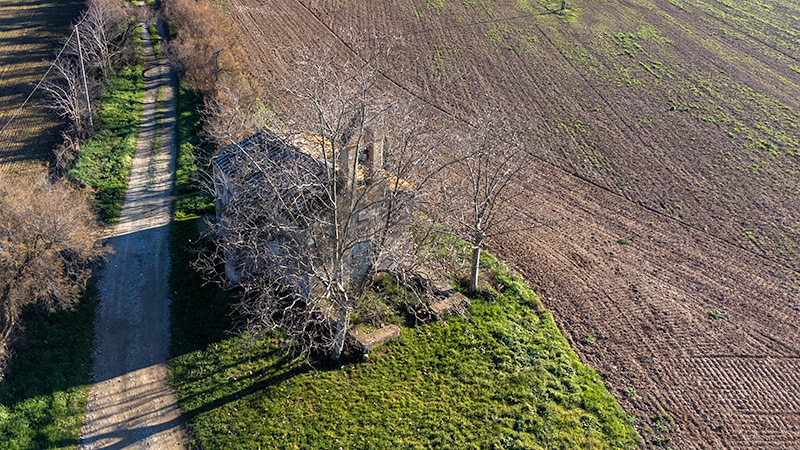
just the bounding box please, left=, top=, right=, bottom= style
left=0, top=0, right=82, bottom=177
left=219, top=0, right=800, bottom=448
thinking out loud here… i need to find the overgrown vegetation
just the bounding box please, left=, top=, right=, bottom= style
left=162, top=0, right=247, bottom=95
left=0, top=289, right=96, bottom=450
left=0, top=11, right=142, bottom=450
left=169, top=83, right=230, bottom=355
left=43, top=0, right=136, bottom=169
left=0, top=173, right=107, bottom=348
left=69, top=63, right=144, bottom=222
left=173, top=86, right=214, bottom=221
left=169, top=246, right=638, bottom=449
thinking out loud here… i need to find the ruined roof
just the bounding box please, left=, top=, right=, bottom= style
left=212, top=128, right=411, bottom=192
left=213, top=129, right=309, bottom=179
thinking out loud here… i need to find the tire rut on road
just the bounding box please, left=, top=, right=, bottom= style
left=78, top=18, right=188, bottom=450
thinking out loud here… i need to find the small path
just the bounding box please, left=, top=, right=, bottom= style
left=78, top=18, right=188, bottom=450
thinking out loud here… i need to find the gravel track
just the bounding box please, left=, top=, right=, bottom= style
left=77, top=19, right=188, bottom=450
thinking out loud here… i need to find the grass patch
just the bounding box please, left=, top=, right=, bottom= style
left=168, top=218, right=237, bottom=357
left=148, top=23, right=160, bottom=58
left=0, top=288, right=96, bottom=450
left=70, top=64, right=144, bottom=222
left=168, top=251, right=639, bottom=449
left=168, top=81, right=231, bottom=357
left=649, top=411, right=674, bottom=447
left=708, top=309, right=725, bottom=320
left=173, top=86, right=214, bottom=220
left=131, top=22, right=143, bottom=61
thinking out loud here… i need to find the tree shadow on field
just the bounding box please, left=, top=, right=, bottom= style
left=180, top=352, right=314, bottom=418
left=76, top=418, right=184, bottom=450
left=537, top=7, right=568, bottom=16
left=0, top=0, right=82, bottom=34
left=168, top=217, right=240, bottom=358
left=0, top=286, right=97, bottom=450
left=166, top=215, right=343, bottom=420
left=0, top=114, right=62, bottom=166
left=0, top=290, right=96, bottom=403
left=0, top=0, right=84, bottom=174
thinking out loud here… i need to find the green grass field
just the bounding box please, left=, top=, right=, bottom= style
left=167, top=237, right=638, bottom=449
left=0, top=289, right=96, bottom=450
left=172, top=86, right=214, bottom=222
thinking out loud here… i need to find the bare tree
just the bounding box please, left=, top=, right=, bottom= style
left=40, top=55, right=94, bottom=135
left=42, top=0, right=132, bottom=165
left=201, top=83, right=276, bottom=148
left=437, top=109, right=530, bottom=293
left=202, top=50, right=446, bottom=361
left=70, top=0, right=130, bottom=83
left=0, top=172, right=107, bottom=356
left=162, top=0, right=248, bottom=94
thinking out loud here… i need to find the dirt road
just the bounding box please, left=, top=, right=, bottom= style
left=78, top=20, right=188, bottom=450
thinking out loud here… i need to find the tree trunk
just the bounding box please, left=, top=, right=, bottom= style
left=469, top=245, right=481, bottom=293
left=0, top=284, right=15, bottom=344
left=331, top=304, right=350, bottom=361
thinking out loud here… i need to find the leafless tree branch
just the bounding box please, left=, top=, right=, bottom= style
left=0, top=172, right=107, bottom=365
left=201, top=46, right=452, bottom=361
left=433, top=104, right=532, bottom=293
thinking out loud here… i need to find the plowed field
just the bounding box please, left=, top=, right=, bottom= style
left=222, top=0, right=800, bottom=447
left=0, top=0, right=81, bottom=176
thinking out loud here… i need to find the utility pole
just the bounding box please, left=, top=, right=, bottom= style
left=75, top=24, right=93, bottom=130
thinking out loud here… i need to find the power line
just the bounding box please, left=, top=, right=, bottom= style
left=0, top=26, right=77, bottom=140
